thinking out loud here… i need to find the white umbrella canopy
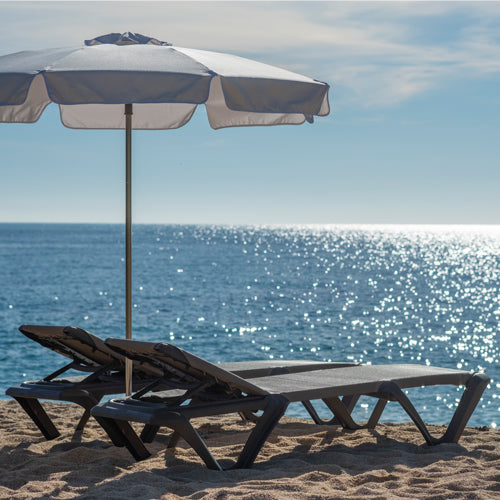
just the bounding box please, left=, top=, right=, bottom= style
left=0, top=32, right=329, bottom=128
left=0, top=32, right=330, bottom=393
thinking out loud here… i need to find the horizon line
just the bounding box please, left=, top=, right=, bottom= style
left=1, top=221, right=499, bottom=229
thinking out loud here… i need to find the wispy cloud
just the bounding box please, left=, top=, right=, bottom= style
left=1, top=1, right=499, bottom=108
left=312, top=2, right=500, bottom=107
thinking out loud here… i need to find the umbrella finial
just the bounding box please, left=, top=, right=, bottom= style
left=85, top=33, right=171, bottom=46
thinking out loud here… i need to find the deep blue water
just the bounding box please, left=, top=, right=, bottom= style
left=0, top=223, right=498, bottom=427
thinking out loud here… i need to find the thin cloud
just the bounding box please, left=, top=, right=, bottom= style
left=1, top=1, right=499, bottom=108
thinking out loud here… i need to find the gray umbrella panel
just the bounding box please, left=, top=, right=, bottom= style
left=0, top=44, right=330, bottom=129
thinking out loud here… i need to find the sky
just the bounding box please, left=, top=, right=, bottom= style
left=0, top=1, right=499, bottom=225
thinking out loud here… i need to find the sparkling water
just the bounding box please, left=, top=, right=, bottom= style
left=0, top=223, right=498, bottom=427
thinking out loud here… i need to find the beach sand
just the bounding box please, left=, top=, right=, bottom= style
left=0, top=400, right=498, bottom=499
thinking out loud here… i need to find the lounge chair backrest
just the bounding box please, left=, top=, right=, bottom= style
left=20, top=325, right=116, bottom=367
left=105, top=338, right=269, bottom=396
left=19, top=325, right=162, bottom=377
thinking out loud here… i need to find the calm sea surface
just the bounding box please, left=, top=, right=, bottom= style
left=0, top=223, right=498, bottom=427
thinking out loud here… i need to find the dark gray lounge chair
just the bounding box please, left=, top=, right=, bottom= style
left=6, top=325, right=162, bottom=439
left=6, top=325, right=350, bottom=440
left=91, top=338, right=490, bottom=470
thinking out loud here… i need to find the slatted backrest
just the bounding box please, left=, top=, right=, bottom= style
left=19, top=325, right=161, bottom=377
left=20, top=325, right=113, bottom=366
left=105, top=338, right=269, bottom=396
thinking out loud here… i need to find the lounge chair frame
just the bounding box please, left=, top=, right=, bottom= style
left=91, top=339, right=489, bottom=470
left=6, top=325, right=351, bottom=440
left=6, top=325, right=162, bottom=439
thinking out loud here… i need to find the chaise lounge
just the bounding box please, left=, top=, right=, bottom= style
left=91, top=338, right=490, bottom=470
left=6, top=325, right=161, bottom=439
left=6, top=324, right=351, bottom=439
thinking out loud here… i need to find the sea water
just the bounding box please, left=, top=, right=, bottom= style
left=0, top=223, right=498, bottom=427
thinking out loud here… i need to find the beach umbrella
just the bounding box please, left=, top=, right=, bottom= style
left=0, top=32, right=330, bottom=393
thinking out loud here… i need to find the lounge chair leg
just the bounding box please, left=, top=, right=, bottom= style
left=164, top=412, right=223, bottom=470
left=341, top=394, right=360, bottom=412
left=301, top=400, right=324, bottom=425
left=93, top=416, right=127, bottom=447
left=113, top=419, right=152, bottom=461
left=238, top=410, right=260, bottom=423
left=303, top=395, right=362, bottom=426
left=74, top=393, right=104, bottom=431
left=377, top=381, right=437, bottom=445
left=167, top=430, right=181, bottom=449
left=140, top=424, right=160, bottom=443
left=322, top=397, right=363, bottom=430
left=14, top=397, right=60, bottom=440
left=331, top=395, right=360, bottom=425
left=378, top=374, right=489, bottom=446
left=438, top=373, right=490, bottom=444
left=233, top=395, right=289, bottom=469
left=367, top=399, right=388, bottom=428
left=95, top=416, right=151, bottom=461
left=75, top=409, right=92, bottom=431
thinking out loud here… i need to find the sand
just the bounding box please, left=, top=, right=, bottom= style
left=0, top=400, right=498, bottom=499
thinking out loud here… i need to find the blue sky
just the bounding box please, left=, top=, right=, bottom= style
left=0, top=1, right=499, bottom=225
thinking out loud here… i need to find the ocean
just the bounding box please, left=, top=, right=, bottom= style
left=0, top=223, right=498, bottom=428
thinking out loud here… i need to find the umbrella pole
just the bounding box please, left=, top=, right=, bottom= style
left=125, top=103, right=133, bottom=396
